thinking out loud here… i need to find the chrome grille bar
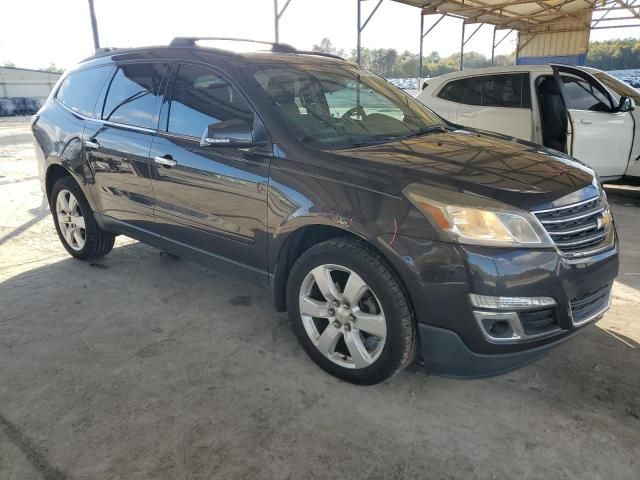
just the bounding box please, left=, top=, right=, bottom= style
left=536, top=206, right=604, bottom=225
left=532, top=194, right=612, bottom=256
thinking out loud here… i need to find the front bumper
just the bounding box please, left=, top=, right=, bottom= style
left=379, top=233, right=619, bottom=378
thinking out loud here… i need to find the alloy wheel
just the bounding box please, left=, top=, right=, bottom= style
left=299, top=264, right=387, bottom=369
left=56, top=189, right=86, bottom=251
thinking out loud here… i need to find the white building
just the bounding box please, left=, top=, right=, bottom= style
left=0, top=66, right=62, bottom=101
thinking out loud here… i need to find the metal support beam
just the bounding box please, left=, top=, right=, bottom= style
left=418, top=13, right=446, bottom=81
left=274, top=0, right=293, bottom=43
left=419, top=13, right=424, bottom=80
left=460, top=22, right=483, bottom=70
left=460, top=22, right=465, bottom=71
left=491, top=28, right=513, bottom=66
left=357, top=0, right=384, bottom=64
left=87, top=0, right=100, bottom=51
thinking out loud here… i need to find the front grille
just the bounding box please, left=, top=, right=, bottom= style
left=519, top=308, right=558, bottom=336
left=532, top=195, right=611, bottom=255
left=570, top=285, right=611, bottom=325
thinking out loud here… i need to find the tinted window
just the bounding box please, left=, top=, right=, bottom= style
left=438, top=79, right=467, bottom=102
left=167, top=64, right=254, bottom=138
left=463, top=78, right=483, bottom=106
left=561, top=76, right=611, bottom=112
left=56, top=66, right=112, bottom=117
left=439, top=74, right=530, bottom=108
left=102, top=63, right=167, bottom=129
left=481, top=74, right=529, bottom=108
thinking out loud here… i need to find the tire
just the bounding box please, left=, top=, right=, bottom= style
left=50, top=176, right=115, bottom=260
left=286, top=236, right=417, bottom=385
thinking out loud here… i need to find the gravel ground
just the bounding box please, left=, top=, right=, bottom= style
left=1, top=116, right=639, bottom=480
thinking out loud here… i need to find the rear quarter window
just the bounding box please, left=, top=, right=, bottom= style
left=437, top=79, right=467, bottom=103
left=56, top=66, right=113, bottom=117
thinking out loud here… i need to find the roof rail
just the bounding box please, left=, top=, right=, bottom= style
left=295, top=50, right=344, bottom=60
left=169, top=37, right=297, bottom=53
left=168, top=37, right=344, bottom=59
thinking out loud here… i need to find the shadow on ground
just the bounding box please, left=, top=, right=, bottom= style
left=1, top=241, right=639, bottom=479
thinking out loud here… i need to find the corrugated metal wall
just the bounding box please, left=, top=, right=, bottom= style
left=0, top=67, right=62, bottom=100
left=516, top=11, right=592, bottom=66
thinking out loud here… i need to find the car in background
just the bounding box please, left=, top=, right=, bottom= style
left=416, top=65, right=639, bottom=180
left=0, top=98, right=17, bottom=116
left=25, top=98, right=41, bottom=114
left=11, top=97, right=30, bottom=116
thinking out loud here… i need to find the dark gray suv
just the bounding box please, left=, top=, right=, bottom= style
left=31, top=38, right=619, bottom=384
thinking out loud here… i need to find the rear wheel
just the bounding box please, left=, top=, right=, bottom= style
left=287, top=237, right=417, bottom=385
left=51, top=176, right=115, bottom=260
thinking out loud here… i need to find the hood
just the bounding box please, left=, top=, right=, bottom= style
left=327, top=128, right=597, bottom=211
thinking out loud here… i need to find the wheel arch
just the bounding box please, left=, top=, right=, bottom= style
left=271, top=224, right=414, bottom=316
left=45, top=164, right=72, bottom=203
left=45, top=163, right=98, bottom=213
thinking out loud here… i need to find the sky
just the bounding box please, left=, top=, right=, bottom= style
left=1, top=0, right=639, bottom=70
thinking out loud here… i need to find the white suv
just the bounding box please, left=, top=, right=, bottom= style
left=416, top=65, right=640, bottom=180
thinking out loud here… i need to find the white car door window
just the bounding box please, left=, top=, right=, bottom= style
left=454, top=74, right=533, bottom=141
left=561, top=74, right=633, bottom=178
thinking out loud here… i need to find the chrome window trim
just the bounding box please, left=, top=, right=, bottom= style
left=56, top=99, right=157, bottom=134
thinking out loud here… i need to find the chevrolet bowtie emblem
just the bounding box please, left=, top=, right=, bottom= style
left=597, top=210, right=612, bottom=230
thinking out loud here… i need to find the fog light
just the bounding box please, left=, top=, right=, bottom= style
left=469, top=294, right=556, bottom=310
left=485, top=319, right=513, bottom=338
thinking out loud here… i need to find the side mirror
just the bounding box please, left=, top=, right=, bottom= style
left=200, top=119, right=254, bottom=147
left=617, top=96, right=635, bottom=113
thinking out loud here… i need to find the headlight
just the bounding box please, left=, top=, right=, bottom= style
left=404, top=184, right=553, bottom=247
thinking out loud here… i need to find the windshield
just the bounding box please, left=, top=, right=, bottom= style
left=245, top=63, right=444, bottom=149
left=592, top=71, right=640, bottom=105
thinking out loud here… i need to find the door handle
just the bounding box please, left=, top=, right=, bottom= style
left=580, top=119, right=593, bottom=125
left=84, top=140, right=100, bottom=149
left=461, top=112, right=477, bottom=118
left=154, top=155, right=177, bottom=167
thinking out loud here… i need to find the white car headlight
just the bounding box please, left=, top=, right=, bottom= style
left=404, top=184, right=553, bottom=248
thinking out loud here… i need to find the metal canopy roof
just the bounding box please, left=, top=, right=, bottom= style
left=393, top=1, right=640, bottom=33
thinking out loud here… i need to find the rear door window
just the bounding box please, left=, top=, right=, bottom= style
left=56, top=66, right=113, bottom=117
left=166, top=64, right=254, bottom=139
left=101, top=63, right=168, bottom=129
left=438, top=74, right=530, bottom=108
left=481, top=74, right=530, bottom=108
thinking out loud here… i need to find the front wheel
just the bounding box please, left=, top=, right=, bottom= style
left=286, top=237, right=417, bottom=385
left=51, top=176, right=115, bottom=260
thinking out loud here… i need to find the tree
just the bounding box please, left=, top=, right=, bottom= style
left=2, top=61, right=15, bottom=67
left=312, top=38, right=345, bottom=58
left=313, top=37, right=640, bottom=79
left=42, top=63, right=64, bottom=73
left=587, top=38, right=640, bottom=70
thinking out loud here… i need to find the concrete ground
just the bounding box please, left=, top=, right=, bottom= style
left=0, top=116, right=639, bottom=480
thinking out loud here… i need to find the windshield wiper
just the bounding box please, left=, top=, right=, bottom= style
left=393, top=125, right=446, bottom=141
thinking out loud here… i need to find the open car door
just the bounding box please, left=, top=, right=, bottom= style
left=552, top=64, right=634, bottom=179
